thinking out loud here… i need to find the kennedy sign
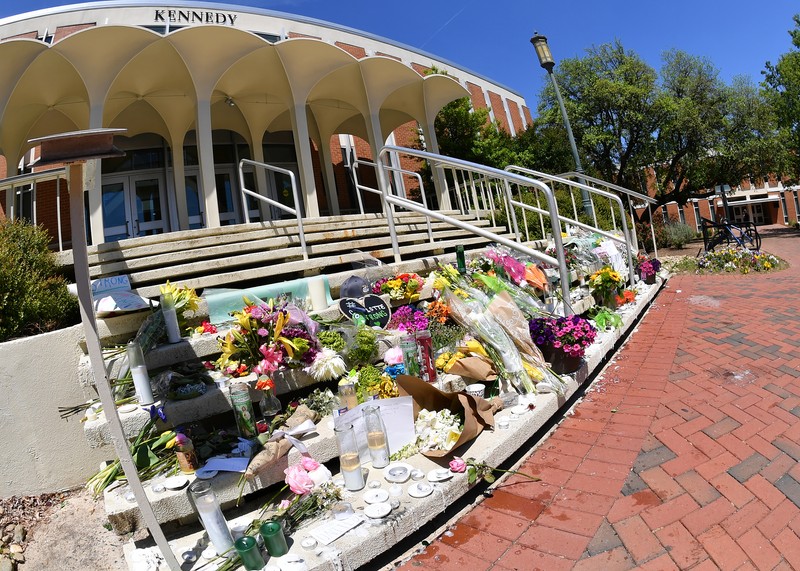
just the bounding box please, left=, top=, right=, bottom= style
left=155, top=9, right=238, bottom=26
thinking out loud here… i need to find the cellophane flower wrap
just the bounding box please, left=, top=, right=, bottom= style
left=443, top=288, right=535, bottom=394
left=216, top=298, right=320, bottom=377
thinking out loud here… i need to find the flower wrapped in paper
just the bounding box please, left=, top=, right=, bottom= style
left=395, top=375, right=500, bottom=458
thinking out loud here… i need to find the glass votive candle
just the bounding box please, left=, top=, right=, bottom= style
left=234, top=536, right=266, bottom=571
left=497, top=417, right=510, bottom=430
left=259, top=520, right=289, bottom=557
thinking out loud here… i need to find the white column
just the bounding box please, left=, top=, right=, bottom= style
left=251, top=139, right=270, bottom=221
left=289, top=103, right=319, bottom=218
left=87, top=104, right=105, bottom=245
left=319, top=134, right=340, bottom=216
left=171, top=138, right=189, bottom=230
left=5, top=158, right=18, bottom=219
left=421, top=120, right=451, bottom=210
left=196, top=98, right=220, bottom=228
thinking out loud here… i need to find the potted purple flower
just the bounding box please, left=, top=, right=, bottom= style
left=529, top=315, right=597, bottom=374
left=637, top=256, right=661, bottom=285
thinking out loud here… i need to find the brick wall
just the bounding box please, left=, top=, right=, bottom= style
left=487, top=91, right=510, bottom=133
left=334, top=42, right=366, bottom=59
left=522, top=105, right=533, bottom=126
left=507, top=100, right=524, bottom=134
left=53, top=23, right=94, bottom=42
left=465, top=82, right=488, bottom=110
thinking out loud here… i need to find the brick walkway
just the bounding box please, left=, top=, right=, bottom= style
left=399, top=226, right=800, bottom=570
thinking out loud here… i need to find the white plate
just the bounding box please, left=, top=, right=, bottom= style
left=363, top=502, right=391, bottom=519
left=383, top=462, right=413, bottom=483
left=363, top=489, right=389, bottom=504
left=164, top=475, right=189, bottom=490
left=427, top=468, right=453, bottom=482
left=118, top=404, right=138, bottom=414
left=407, top=482, right=433, bottom=498
left=194, top=468, right=218, bottom=480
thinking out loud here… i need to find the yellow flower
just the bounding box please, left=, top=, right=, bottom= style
left=464, top=340, right=488, bottom=358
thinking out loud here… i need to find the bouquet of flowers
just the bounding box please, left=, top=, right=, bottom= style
left=615, top=289, right=636, bottom=306
left=529, top=315, right=597, bottom=359
left=386, top=304, right=428, bottom=333
left=636, top=254, right=661, bottom=281
left=372, top=272, right=425, bottom=301
left=469, top=245, right=527, bottom=286
left=216, top=299, right=319, bottom=377
left=588, top=266, right=624, bottom=305
left=546, top=245, right=579, bottom=270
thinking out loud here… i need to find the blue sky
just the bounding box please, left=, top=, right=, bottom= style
left=2, top=0, right=798, bottom=115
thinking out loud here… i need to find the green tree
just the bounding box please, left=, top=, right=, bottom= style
left=763, top=14, right=800, bottom=181
left=652, top=50, right=726, bottom=205
left=537, top=41, right=659, bottom=191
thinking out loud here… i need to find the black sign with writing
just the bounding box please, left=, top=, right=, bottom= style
left=338, top=295, right=391, bottom=328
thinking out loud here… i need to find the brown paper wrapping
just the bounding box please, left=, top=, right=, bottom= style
left=447, top=355, right=497, bottom=381
left=244, top=404, right=320, bottom=479
left=396, top=375, right=502, bottom=458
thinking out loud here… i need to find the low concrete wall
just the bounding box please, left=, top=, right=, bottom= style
left=0, top=324, right=109, bottom=497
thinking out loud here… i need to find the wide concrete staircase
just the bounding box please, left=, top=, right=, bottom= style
left=61, top=211, right=514, bottom=299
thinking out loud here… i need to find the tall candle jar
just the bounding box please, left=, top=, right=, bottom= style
left=160, top=291, right=182, bottom=343
left=362, top=406, right=390, bottom=468
left=230, top=382, right=257, bottom=438
left=334, top=423, right=365, bottom=491
left=337, top=382, right=357, bottom=411
left=126, top=340, right=154, bottom=405
left=189, top=480, right=234, bottom=555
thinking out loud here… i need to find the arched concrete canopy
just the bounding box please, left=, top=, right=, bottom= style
left=0, top=23, right=468, bottom=235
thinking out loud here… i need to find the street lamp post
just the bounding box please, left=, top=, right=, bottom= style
left=531, top=32, right=593, bottom=217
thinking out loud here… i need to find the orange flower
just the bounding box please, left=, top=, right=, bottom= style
left=256, top=376, right=276, bottom=391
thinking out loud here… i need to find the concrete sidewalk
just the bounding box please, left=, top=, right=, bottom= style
left=400, top=226, right=800, bottom=570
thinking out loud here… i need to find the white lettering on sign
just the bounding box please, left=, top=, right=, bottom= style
left=154, top=9, right=238, bottom=26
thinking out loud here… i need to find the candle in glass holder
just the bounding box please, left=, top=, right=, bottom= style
left=189, top=481, right=234, bottom=555
left=160, top=291, right=182, bottom=343
left=334, top=424, right=365, bottom=491
left=337, top=383, right=357, bottom=411
left=234, top=536, right=265, bottom=570
left=363, top=406, right=390, bottom=468
left=259, top=520, right=289, bottom=557
left=126, top=340, right=154, bottom=405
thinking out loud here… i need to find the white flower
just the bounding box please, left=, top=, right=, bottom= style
left=306, top=348, right=347, bottom=381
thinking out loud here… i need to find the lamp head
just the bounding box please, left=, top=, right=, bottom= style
left=530, top=32, right=555, bottom=71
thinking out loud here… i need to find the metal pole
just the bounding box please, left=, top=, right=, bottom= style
left=68, top=163, right=182, bottom=571
left=547, top=70, right=592, bottom=217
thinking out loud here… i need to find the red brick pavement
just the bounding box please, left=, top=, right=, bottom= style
left=399, top=227, right=800, bottom=571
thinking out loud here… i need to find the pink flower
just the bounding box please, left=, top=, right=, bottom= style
left=300, top=456, right=320, bottom=472
left=284, top=464, right=314, bottom=495
left=254, top=344, right=283, bottom=375
left=384, top=346, right=404, bottom=365
left=278, top=499, right=292, bottom=510
left=449, top=457, right=467, bottom=473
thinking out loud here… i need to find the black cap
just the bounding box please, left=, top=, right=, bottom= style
left=339, top=275, right=371, bottom=299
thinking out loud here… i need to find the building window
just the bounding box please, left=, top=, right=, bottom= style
left=781, top=194, right=789, bottom=224
left=708, top=199, right=716, bottom=222
left=678, top=204, right=686, bottom=225
left=661, top=205, right=668, bottom=223
left=693, top=202, right=702, bottom=231
left=794, top=191, right=800, bottom=222
left=37, top=29, right=53, bottom=44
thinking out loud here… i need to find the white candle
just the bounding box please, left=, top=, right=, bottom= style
left=308, top=276, right=328, bottom=312
left=195, top=494, right=234, bottom=553
left=162, top=306, right=182, bottom=343
left=131, top=365, right=154, bottom=405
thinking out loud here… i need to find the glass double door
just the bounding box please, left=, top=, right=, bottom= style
left=102, top=173, right=168, bottom=241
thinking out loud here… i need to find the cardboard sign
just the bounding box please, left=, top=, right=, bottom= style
left=338, top=294, right=391, bottom=328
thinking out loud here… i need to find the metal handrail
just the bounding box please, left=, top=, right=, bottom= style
left=0, top=167, right=67, bottom=250
left=379, top=145, right=573, bottom=314
left=238, top=158, right=308, bottom=260
left=352, top=159, right=434, bottom=244
left=554, top=169, right=659, bottom=256
left=504, top=166, right=637, bottom=288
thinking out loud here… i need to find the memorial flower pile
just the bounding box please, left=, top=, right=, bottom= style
left=386, top=304, right=428, bottom=333
left=588, top=266, right=624, bottom=302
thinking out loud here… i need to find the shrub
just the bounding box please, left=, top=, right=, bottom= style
left=662, top=222, right=696, bottom=248
left=0, top=219, right=79, bottom=342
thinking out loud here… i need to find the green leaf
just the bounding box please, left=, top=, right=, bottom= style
left=467, top=467, right=477, bottom=485
left=134, top=444, right=160, bottom=470
left=484, top=473, right=496, bottom=484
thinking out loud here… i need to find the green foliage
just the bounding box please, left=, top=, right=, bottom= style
left=0, top=219, right=79, bottom=342
left=346, top=327, right=377, bottom=367
left=697, top=248, right=782, bottom=274
left=317, top=330, right=346, bottom=352
left=763, top=14, right=800, bottom=181
left=662, top=221, right=697, bottom=249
